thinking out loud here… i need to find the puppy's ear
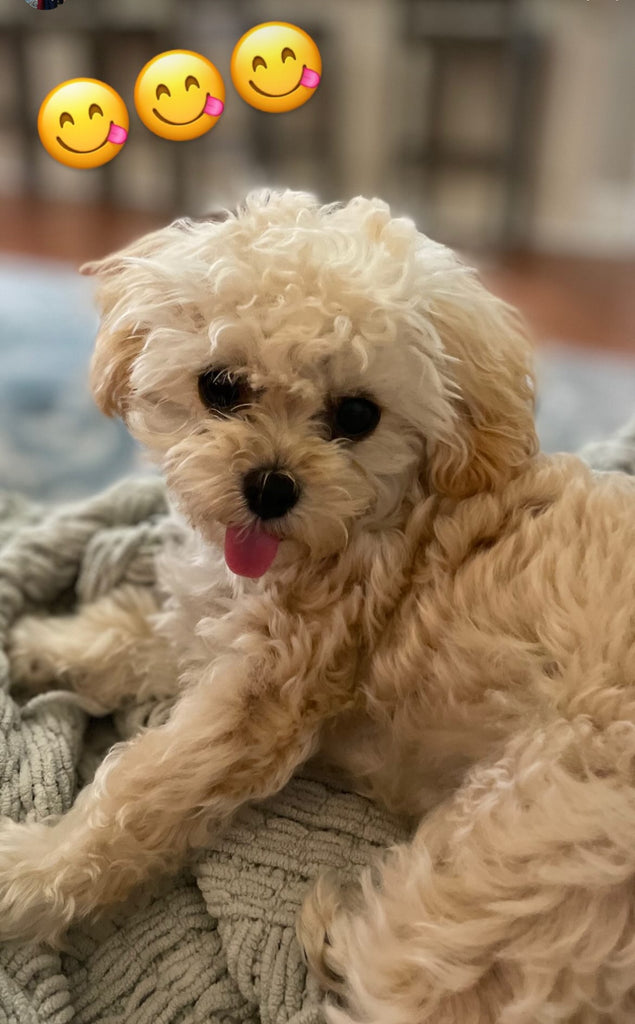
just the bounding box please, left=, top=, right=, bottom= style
left=81, top=217, right=211, bottom=419
left=424, top=279, right=538, bottom=499
left=81, top=231, right=160, bottom=418
left=82, top=294, right=145, bottom=419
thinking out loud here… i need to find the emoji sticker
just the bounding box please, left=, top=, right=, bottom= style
left=134, top=50, right=225, bottom=141
left=231, top=22, right=321, bottom=113
left=38, top=79, right=128, bottom=168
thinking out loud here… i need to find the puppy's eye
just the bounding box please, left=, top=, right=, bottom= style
left=331, top=396, right=381, bottom=440
left=198, top=368, right=246, bottom=412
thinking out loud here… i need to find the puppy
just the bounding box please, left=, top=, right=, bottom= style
left=4, top=190, right=635, bottom=1024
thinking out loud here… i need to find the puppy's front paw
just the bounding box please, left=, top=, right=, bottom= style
left=8, top=617, right=63, bottom=692
left=297, top=870, right=351, bottom=997
left=0, top=817, right=70, bottom=945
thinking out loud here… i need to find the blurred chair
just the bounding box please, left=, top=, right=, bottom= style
left=242, top=21, right=337, bottom=200
left=402, top=0, right=544, bottom=248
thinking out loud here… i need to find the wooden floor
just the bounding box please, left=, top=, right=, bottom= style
left=482, top=254, right=635, bottom=357
left=1, top=196, right=634, bottom=357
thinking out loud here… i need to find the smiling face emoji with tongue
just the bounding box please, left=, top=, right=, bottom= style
left=38, top=79, right=129, bottom=169
left=134, top=51, right=225, bottom=141
left=231, top=23, right=321, bottom=113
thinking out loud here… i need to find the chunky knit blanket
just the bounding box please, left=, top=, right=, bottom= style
left=1, top=420, right=633, bottom=1024
left=0, top=478, right=407, bottom=1024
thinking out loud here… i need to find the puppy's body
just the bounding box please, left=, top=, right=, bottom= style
left=156, top=452, right=634, bottom=822
left=317, top=456, right=635, bottom=818
left=3, top=191, right=635, bottom=1023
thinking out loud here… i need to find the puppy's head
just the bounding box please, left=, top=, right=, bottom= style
left=84, top=190, right=537, bottom=577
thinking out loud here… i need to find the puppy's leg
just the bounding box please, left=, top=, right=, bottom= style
left=8, top=585, right=176, bottom=713
left=300, top=719, right=635, bottom=1024
left=0, top=639, right=349, bottom=944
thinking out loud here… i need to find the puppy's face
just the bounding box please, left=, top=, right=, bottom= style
left=85, top=191, right=537, bottom=577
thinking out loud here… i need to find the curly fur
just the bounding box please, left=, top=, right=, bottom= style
left=3, top=189, right=635, bottom=1024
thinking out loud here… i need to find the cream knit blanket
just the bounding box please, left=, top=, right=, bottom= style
left=0, top=478, right=406, bottom=1024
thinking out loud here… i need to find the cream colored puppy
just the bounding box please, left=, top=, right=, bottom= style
left=4, top=190, right=635, bottom=1024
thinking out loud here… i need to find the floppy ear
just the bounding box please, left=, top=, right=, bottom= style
left=83, top=303, right=145, bottom=419
left=81, top=228, right=172, bottom=419
left=424, top=277, right=538, bottom=499
left=81, top=212, right=231, bottom=419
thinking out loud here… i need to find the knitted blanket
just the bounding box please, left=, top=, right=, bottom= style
left=0, top=478, right=407, bottom=1024
left=1, top=422, right=633, bottom=1024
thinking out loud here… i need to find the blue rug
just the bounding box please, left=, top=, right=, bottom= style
left=0, top=257, right=633, bottom=503
left=0, top=257, right=143, bottom=502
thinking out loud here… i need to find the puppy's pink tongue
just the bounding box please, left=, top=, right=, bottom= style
left=301, top=67, right=320, bottom=89
left=204, top=95, right=224, bottom=117
left=107, top=123, right=128, bottom=145
left=224, top=524, right=280, bottom=578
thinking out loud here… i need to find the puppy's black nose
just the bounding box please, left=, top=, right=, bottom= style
left=243, top=468, right=300, bottom=520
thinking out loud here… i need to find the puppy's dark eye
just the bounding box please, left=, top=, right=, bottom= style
left=331, top=396, right=381, bottom=440
left=198, top=369, right=245, bottom=412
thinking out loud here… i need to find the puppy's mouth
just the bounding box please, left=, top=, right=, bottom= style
left=224, top=522, right=280, bottom=578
